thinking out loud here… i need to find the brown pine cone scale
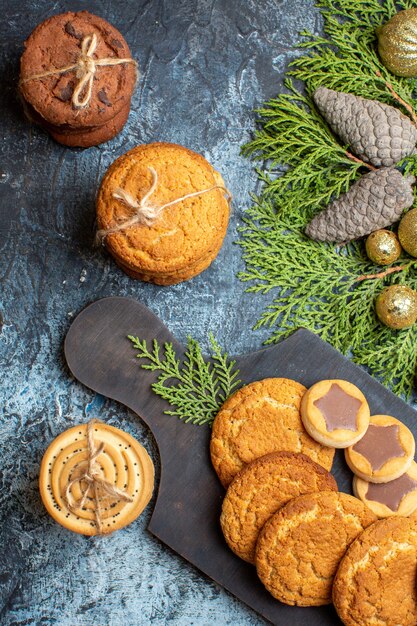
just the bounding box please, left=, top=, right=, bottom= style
left=313, top=87, right=417, bottom=167
left=305, top=167, right=415, bottom=243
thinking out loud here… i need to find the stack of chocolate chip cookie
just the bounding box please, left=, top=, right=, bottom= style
left=19, top=11, right=137, bottom=147
left=210, top=377, right=417, bottom=624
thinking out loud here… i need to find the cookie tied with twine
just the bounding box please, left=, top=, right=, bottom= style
left=96, top=142, right=231, bottom=285
left=20, top=32, right=137, bottom=109
left=39, top=420, right=154, bottom=536
left=19, top=11, right=138, bottom=147
left=96, top=165, right=232, bottom=242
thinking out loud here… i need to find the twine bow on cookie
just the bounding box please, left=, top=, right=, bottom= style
left=20, top=32, right=137, bottom=109
left=64, top=419, right=133, bottom=534
left=96, top=166, right=232, bottom=242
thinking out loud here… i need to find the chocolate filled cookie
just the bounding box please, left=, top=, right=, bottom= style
left=96, top=142, right=230, bottom=285
left=19, top=11, right=137, bottom=147
left=353, top=461, right=417, bottom=518
left=301, top=379, right=370, bottom=448
left=345, top=414, right=415, bottom=483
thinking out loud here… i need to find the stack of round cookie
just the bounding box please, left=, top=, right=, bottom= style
left=39, top=420, right=154, bottom=536
left=96, top=142, right=230, bottom=285
left=19, top=11, right=137, bottom=147
left=301, top=379, right=417, bottom=519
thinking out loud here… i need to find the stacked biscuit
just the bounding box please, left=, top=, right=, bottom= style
left=19, top=16, right=231, bottom=285
left=211, top=377, right=417, bottom=625
left=39, top=420, right=155, bottom=536
left=96, top=143, right=230, bottom=285
left=301, top=379, right=417, bottom=518
left=346, top=415, right=417, bottom=517
left=19, top=11, right=137, bottom=147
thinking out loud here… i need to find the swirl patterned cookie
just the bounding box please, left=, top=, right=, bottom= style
left=39, top=420, right=154, bottom=536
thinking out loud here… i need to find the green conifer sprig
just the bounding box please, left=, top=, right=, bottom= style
left=293, top=0, right=417, bottom=104
left=128, top=334, right=241, bottom=426
left=238, top=0, right=417, bottom=397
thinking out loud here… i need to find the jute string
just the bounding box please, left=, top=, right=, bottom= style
left=20, top=33, right=137, bottom=109
left=64, top=419, right=133, bottom=534
left=96, top=166, right=232, bottom=242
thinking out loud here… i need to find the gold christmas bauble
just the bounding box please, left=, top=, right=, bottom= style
left=365, top=230, right=402, bottom=265
left=377, top=9, right=417, bottom=77
left=376, top=285, right=417, bottom=329
left=398, top=208, right=417, bottom=257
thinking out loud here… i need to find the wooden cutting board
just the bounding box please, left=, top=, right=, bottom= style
left=64, top=296, right=417, bottom=625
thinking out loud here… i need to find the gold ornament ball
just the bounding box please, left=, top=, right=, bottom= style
left=377, top=8, right=417, bottom=77
left=365, top=230, right=402, bottom=265
left=398, top=208, right=417, bottom=257
left=376, top=285, right=417, bottom=329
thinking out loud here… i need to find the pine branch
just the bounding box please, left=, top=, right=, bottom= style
left=128, top=335, right=242, bottom=426
left=237, top=0, right=417, bottom=398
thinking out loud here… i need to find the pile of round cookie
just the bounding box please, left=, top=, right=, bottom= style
left=96, top=142, right=230, bottom=285
left=18, top=12, right=231, bottom=286
left=39, top=420, right=155, bottom=536
left=210, top=377, right=417, bottom=625
left=19, top=11, right=137, bottom=148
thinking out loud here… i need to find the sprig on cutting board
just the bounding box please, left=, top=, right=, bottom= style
left=128, top=334, right=241, bottom=426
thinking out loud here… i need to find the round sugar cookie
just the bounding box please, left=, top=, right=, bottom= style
left=39, top=421, right=154, bottom=536
left=96, top=142, right=230, bottom=285
left=255, top=491, right=376, bottom=606
left=353, top=461, right=417, bottom=518
left=220, top=451, right=338, bottom=563
left=301, top=379, right=370, bottom=448
left=345, top=414, right=415, bottom=483
left=333, top=517, right=417, bottom=626
left=210, top=378, right=335, bottom=488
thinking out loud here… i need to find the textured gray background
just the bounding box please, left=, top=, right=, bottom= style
left=0, top=1, right=323, bottom=624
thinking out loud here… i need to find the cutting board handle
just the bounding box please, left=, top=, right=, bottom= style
left=64, top=296, right=194, bottom=451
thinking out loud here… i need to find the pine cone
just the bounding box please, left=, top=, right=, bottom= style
left=313, top=87, right=417, bottom=167
left=305, top=167, right=415, bottom=243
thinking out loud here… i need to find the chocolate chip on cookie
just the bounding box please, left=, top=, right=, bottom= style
left=19, top=11, right=137, bottom=147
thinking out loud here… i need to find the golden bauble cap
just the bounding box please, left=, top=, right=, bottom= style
left=375, top=285, right=417, bottom=329
left=398, top=208, right=417, bottom=257
left=365, top=230, right=402, bottom=265
left=377, top=8, right=417, bottom=77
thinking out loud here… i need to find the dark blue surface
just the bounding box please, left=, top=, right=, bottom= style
left=0, top=1, right=323, bottom=624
